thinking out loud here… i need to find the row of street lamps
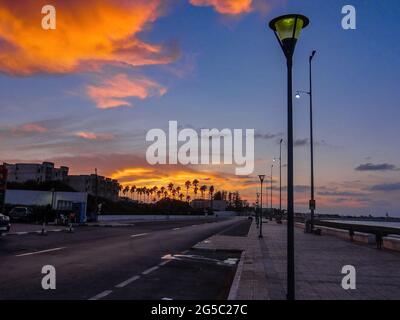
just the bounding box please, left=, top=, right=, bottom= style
left=257, top=13, right=314, bottom=301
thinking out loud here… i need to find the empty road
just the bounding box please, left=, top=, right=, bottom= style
left=0, top=218, right=249, bottom=300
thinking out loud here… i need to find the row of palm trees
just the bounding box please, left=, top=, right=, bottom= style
left=119, top=180, right=215, bottom=203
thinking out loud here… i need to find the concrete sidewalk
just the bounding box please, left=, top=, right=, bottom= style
left=195, top=219, right=400, bottom=300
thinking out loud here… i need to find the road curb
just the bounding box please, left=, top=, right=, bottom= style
left=3, top=229, right=66, bottom=236
left=227, top=251, right=245, bottom=300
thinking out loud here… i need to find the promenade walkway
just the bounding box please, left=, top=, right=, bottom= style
left=195, top=218, right=400, bottom=300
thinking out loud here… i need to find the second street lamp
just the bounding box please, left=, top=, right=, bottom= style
left=270, top=164, right=274, bottom=212
left=258, top=175, right=265, bottom=238
left=295, top=50, right=317, bottom=233
left=269, top=13, right=309, bottom=301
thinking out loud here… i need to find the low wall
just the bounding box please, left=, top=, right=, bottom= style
left=383, top=237, right=400, bottom=252
left=353, top=232, right=376, bottom=245
left=318, top=226, right=350, bottom=240
left=98, top=211, right=236, bottom=222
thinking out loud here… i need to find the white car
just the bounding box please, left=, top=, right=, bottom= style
left=0, top=213, right=11, bottom=234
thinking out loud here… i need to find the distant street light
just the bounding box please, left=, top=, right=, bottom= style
left=270, top=164, right=274, bottom=212
left=258, top=175, right=265, bottom=238
left=269, top=13, right=309, bottom=301
left=295, top=50, right=317, bottom=232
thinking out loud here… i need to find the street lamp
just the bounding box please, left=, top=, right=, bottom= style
left=269, top=13, right=309, bottom=301
left=295, top=50, right=317, bottom=233
left=279, top=139, right=283, bottom=215
left=258, top=175, right=265, bottom=238
left=270, top=164, right=274, bottom=212
left=256, top=192, right=260, bottom=228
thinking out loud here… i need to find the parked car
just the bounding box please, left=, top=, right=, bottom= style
left=0, top=213, right=11, bottom=234
left=8, top=207, right=35, bottom=222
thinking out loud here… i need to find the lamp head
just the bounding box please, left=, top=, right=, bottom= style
left=258, top=175, right=266, bottom=183
left=295, top=92, right=301, bottom=99
left=269, top=14, right=309, bottom=58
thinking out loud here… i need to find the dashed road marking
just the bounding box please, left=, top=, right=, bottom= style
left=115, top=275, right=140, bottom=288
left=130, top=233, right=148, bottom=238
left=15, top=247, right=66, bottom=257
left=89, top=290, right=113, bottom=300
left=142, top=266, right=159, bottom=275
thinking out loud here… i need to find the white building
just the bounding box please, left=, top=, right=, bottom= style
left=5, top=162, right=69, bottom=183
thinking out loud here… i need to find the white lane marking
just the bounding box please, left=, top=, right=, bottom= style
left=115, top=275, right=140, bottom=288
left=159, top=260, right=170, bottom=266
left=142, top=266, right=159, bottom=275
left=130, top=233, right=148, bottom=238
left=17, top=232, right=28, bottom=235
left=173, top=227, right=180, bottom=230
left=15, top=247, right=66, bottom=257
left=89, top=290, right=113, bottom=300
left=162, top=297, right=173, bottom=300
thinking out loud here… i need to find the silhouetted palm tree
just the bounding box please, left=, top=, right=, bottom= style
left=192, top=179, right=199, bottom=199
left=200, top=185, right=207, bottom=199
left=185, top=180, right=191, bottom=200
left=209, top=185, right=215, bottom=210
left=130, top=185, right=136, bottom=200
left=123, top=185, right=130, bottom=197
left=167, top=183, right=174, bottom=197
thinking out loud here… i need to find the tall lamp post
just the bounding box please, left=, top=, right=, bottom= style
left=279, top=139, right=283, bottom=214
left=258, top=175, right=265, bottom=238
left=256, top=192, right=260, bottom=228
left=270, top=164, right=274, bottom=211
left=269, top=14, right=309, bottom=301
left=295, top=50, right=317, bottom=232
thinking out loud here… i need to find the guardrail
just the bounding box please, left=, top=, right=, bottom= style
left=289, top=218, right=400, bottom=252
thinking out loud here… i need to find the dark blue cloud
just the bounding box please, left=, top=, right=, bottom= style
left=355, top=163, right=398, bottom=171
left=370, top=183, right=400, bottom=192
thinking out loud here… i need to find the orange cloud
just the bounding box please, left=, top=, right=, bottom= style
left=0, top=0, right=178, bottom=75
left=16, top=123, right=48, bottom=134
left=190, top=0, right=253, bottom=15
left=75, top=131, right=115, bottom=141
left=86, top=73, right=167, bottom=109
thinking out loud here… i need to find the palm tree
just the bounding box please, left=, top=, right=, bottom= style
left=167, top=183, right=174, bottom=197
left=123, top=185, right=130, bottom=197
left=185, top=180, right=191, bottom=200
left=172, top=188, right=177, bottom=199
left=186, top=195, right=191, bottom=202
left=192, top=179, right=199, bottom=199
left=209, top=185, right=215, bottom=211
left=200, top=185, right=207, bottom=199
left=156, top=190, right=162, bottom=200
left=179, top=193, right=184, bottom=201
left=118, top=185, right=123, bottom=197
left=130, top=185, right=136, bottom=200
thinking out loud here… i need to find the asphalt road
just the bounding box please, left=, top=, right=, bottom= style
left=0, top=218, right=247, bottom=300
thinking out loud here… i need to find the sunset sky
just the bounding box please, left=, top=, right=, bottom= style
left=0, top=0, right=399, bottom=216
